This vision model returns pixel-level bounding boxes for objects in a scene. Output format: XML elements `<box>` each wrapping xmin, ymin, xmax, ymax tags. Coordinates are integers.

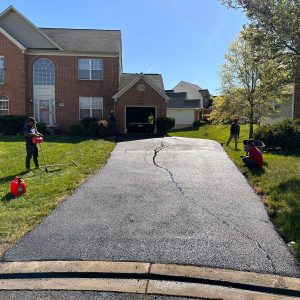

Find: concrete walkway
<box><xmin>3</xmin><ymin>137</ymin><xmax>299</xmax><ymax>277</ymax></box>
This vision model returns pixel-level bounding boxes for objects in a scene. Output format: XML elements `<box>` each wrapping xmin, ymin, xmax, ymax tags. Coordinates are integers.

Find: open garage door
<box><xmin>126</xmin><ymin>106</ymin><xmax>156</xmax><ymax>133</ymax></box>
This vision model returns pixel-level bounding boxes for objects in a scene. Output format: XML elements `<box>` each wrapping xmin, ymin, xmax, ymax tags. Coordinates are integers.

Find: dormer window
<box><xmin>0</xmin><ymin>57</ymin><xmax>4</xmax><ymax>84</ymax></box>
<box><xmin>78</xmin><ymin>59</ymin><xmax>103</xmax><ymax>80</ymax></box>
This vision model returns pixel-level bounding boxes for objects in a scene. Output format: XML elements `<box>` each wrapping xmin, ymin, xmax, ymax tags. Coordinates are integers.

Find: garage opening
<box><xmin>126</xmin><ymin>106</ymin><xmax>156</xmax><ymax>133</ymax></box>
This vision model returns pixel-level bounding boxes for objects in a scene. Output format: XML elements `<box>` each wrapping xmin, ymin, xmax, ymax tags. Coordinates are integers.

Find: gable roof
<box><xmin>40</xmin><ymin>28</ymin><xmax>121</xmax><ymax>54</ymax></box>
<box><xmin>118</xmin><ymin>73</ymin><xmax>165</xmax><ymax>91</ymax></box>
<box><xmin>113</xmin><ymin>73</ymin><xmax>169</xmax><ymax>101</ymax></box>
<box><xmin>0</xmin><ymin>6</ymin><xmax>121</xmax><ymax>54</ymax></box>
<box><xmin>175</xmin><ymin>81</ymin><xmax>203</xmax><ymax>91</ymax></box>
<box><xmin>0</xmin><ymin>6</ymin><xmax>61</xmax><ymax>50</ymax></box>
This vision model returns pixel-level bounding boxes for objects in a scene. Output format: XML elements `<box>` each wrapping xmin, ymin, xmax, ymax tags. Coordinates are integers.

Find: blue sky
<box><xmin>0</xmin><ymin>0</ymin><xmax>247</xmax><ymax>95</ymax></box>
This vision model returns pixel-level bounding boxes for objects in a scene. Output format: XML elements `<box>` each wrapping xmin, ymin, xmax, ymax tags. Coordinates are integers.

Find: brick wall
<box><xmin>294</xmin><ymin>83</ymin><xmax>300</xmax><ymax>119</ymax></box>
<box><xmin>114</xmin><ymin>79</ymin><xmax>167</xmax><ymax>134</ymax></box>
<box><xmin>26</xmin><ymin>55</ymin><xmax>119</xmax><ymax>130</ymax></box>
<box><xmin>0</xmin><ymin>32</ymin><xmax>26</xmax><ymax>115</ymax></box>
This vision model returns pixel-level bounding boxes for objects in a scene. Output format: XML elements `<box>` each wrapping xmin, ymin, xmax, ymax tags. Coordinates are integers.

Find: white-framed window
<box><xmin>78</xmin><ymin>59</ymin><xmax>103</xmax><ymax>80</ymax></box>
<box><xmin>33</xmin><ymin>58</ymin><xmax>55</xmax><ymax>85</ymax></box>
<box><xmin>0</xmin><ymin>57</ymin><xmax>5</xmax><ymax>84</ymax></box>
<box><xmin>0</xmin><ymin>95</ymin><xmax>9</xmax><ymax>115</ymax></box>
<box><xmin>79</xmin><ymin>97</ymin><xmax>103</xmax><ymax>119</ymax></box>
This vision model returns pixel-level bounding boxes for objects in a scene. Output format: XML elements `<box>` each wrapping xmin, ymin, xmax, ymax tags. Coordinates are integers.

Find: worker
<box><xmin>226</xmin><ymin>118</ymin><xmax>240</xmax><ymax>150</ymax></box>
<box><xmin>147</xmin><ymin>113</ymin><xmax>155</xmax><ymax>135</ymax></box>
<box><xmin>242</xmin><ymin>140</ymin><xmax>264</xmax><ymax>168</ymax></box>
<box><xmin>23</xmin><ymin>117</ymin><xmax>43</xmax><ymax>172</ymax></box>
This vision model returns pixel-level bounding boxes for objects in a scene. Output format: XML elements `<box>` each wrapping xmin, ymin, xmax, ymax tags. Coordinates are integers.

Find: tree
<box><xmin>211</xmin><ymin>29</ymin><xmax>290</xmax><ymax>138</ymax></box>
<box><xmin>220</xmin><ymin>0</ymin><xmax>300</xmax><ymax>77</ymax></box>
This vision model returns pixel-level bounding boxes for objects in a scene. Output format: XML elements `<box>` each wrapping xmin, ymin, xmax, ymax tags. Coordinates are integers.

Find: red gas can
<box><xmin>32</xmin><ymin>137</ymin><xmax>43</xmax><ymax>144</ymax></box>
<box><xmin>10</xmin><ymin>177</ymin><xmax>27</xmax><ymax>197</ymax></box>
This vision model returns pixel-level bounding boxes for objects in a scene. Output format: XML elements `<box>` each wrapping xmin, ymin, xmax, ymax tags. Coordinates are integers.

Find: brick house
<box><xmin>0</xmin><ymin>6</ymin><xmax>168</xmax><ymax>134</ymax></box>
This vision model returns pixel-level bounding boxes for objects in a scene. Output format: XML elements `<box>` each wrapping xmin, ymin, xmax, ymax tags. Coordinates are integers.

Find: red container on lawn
<box><xmin>32</xmin><ymin>137</ymin><xmax>43</xmax><ymax>144</ymax></box>
<box><xmin>10</xmin><ymin>177</ymin><xmax>27</xmax><ymax>197</ymax></box>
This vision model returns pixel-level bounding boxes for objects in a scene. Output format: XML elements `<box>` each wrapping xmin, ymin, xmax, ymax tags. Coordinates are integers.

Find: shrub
<box><xmin>36</xmin><ymin>123</ymin><xmax>49</xmax><ymax>135</ymax></box>
<box><xmin>156</xmin><ymin>117</ymin><xmax>175</xmax><ymax>135</ymax></box>
<box><xmin>69</xmin><ymin>124</ymin><xmax>86</xmax><ymax>136</ymax></box>
<box><xmin>81</xmin><ymin>117</ymin><xmax>99</xmax><ymax>130</ymax></box>
<box><xmin>88</xmin><ymin>121</ymin><xmax>99</xmax><ymax>137</ymax></box>
<box><xmin>88</xmin><ymin>120</ymin><xmax>110</xmax><ymax>138</ymax></box>
<box><xmin>254</xmin><ymin>119</ymin><xmax>300</xmax><ymax>152</ymax></box>
<box><xmin>193</xmin><ymin>120</ymin><xmax>206</xmax><ymax>128</ymax></box>
<box><xmin>98</xmin><ymin>120</ymin><xmax>110</xmax><ymax>138</ymax></box>
<box><xmin>0</xmin><ymin>115</ymin><xmax>27</xmax><ymax>135</ymax></box>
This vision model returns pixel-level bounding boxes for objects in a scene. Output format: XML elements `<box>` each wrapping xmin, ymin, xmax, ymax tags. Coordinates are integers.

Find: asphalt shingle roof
<box><xmin>167</xmin><ymin>98</ymin><xmax>200</xmax><ymax>109</ymax></box>
<box><xmin>166</xmin><ymin>91</ymin><xmax>187</xmax><ymax>99</ymax></box>
<box><xmin>40</xmin><ymin>28</ymin><xmax>121</xmax><ymax>53</ymax></box>
<box><xmin>119</xmin><ymin>73</ymin><xmax>165</xmax><ymax>91</ymax></box>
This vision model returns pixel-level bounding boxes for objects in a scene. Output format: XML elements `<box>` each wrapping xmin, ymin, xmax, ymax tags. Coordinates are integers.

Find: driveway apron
<box><xmin>3</xmin><ymin>137</ymin><xmax>299</xmax><ymax>277</ymax></box>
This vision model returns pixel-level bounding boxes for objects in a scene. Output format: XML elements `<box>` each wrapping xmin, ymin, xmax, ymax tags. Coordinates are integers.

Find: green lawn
<box><xmin>171</xmin><ymin>125</ymin><xmax>300</xmax><ymax>257</ymax></box>
<box><xmin>0</xmin><ymin>136</ymin><xmax>115</xmax><ymax>254</ymax></box>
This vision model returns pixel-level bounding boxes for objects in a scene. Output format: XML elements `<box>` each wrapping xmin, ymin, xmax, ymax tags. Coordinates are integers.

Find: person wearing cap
<box><xmin>242</xmin><ymin>140</ymin><xmax>264</xmax><ymax>168</ymax></box>
<box><xmin>226</xmin><ymin>118</ymin><xmax>240</xmax><ymax>150</ymax></box>
<box><xmin>23</xmin><ymin>117</ymin><xmax>43</xmax><ymax>172</ymax></box>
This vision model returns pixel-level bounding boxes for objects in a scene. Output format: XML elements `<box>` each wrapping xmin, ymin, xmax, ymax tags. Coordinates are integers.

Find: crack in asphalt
<box><xmin>152</xmin><ymin>141</ymin><xmax>277</xmax><ymax>274</ymax></box>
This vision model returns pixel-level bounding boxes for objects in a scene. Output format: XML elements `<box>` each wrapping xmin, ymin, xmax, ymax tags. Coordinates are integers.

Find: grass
<box><xmin>0</xmin><ymin>135</ymin><xmax>115</xmax><ymax>253</ymax></box>
<box><xmin>171</xmin><ymin>125</ymin><xmax>300</xmax><ymax>258</ymax></box>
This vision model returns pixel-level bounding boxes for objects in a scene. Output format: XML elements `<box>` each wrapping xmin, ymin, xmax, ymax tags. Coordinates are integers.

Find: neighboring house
<box><xmin>166</xmin><ymin>81</ymin><xmax>212</xmax><ymax>128</ymax></box>
<box><xmin>0</xmin><ymin>6</ymin><xmax>168</xmax><ymax>134</ymax></box>
<box><xmin>261</xmin><ymin>84</ymin><xmax>300</xmax><ymax>125</ymax></box>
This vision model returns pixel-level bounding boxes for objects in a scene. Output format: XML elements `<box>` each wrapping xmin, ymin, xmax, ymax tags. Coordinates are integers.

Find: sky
<box><xmin>0</xmin><ymin>0</ymin><xmax>247</xmax><ymax>95</ymax></box>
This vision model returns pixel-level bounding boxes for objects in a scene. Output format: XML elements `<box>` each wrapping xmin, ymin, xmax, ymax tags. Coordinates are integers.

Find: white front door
<box><xmin>34</xmin><ymin>99</ymin><xmax>56</xmax><ymax>126</ymax></box>
<box><xmin>33</xmin><ymin>85</ymin><xmax>56</xmax><ymax>126</ymax></box>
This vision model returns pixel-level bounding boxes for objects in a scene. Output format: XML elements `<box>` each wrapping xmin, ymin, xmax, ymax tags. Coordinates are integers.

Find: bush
<box><xmin>0</xmin><ymin>115</ymin><xmax>27</xmax><ymax>135</ymax></box>
<box><xmin>69</xmin><ymin>124</ymin><xmax>86</xmax><ymax>136</ymax></box>
<box><xmin>81</xmin><ymin>117</ymin><xmax>99</xmax><ymax>130</ymax></box>
<box><xmin>88</xmin><ymin>120</ymin><xmax>110</xmax><ymax>138</ymax></box>
<box><xmin>156</xmin><ymin>117</ymin><xmax>175</xmax><ymax>135</ymax></box>
<box><xmin>88</xmin><ymin>121</ymin><xmax>99</xmax><ymax>137</ymax></box>
<box><xmin>254</xmin><ymin>119</ymin><xmax>300</xmax><ymax>152</ymax></box>
<box><xmin>193</xmin><ymin>120</ymin><xmax>206</xmax><ymax>128</ymax></box>
<box><xmin>98</xmin><ymin>120</ymin><xmax>110</xmax><ymax>138</ymax></box>
<box><xmin>36</xmin><ymin>123</ymin><xmax>49</xmax><ymax>135</ymax></box>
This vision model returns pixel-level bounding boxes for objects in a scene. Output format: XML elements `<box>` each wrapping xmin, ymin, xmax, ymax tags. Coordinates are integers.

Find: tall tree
<box><xmin>220</xmin><ymin>0</ymin><xmax>300</xmax><ymax>77</ymax></box>
<box><xmin>211</xmin><ymin>29</ymin><xmax>290</xmax><ymax>138</ymax></box>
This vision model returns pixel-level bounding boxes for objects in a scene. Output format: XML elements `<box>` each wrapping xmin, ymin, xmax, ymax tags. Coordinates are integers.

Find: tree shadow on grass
<box><xmin>0</xmin><ymin>135</ymin><xmax>109</xmax><ymax>144</ymax></box>
<box><xmin>0</xmin><ymin>171</ymin><xmax>27</xmax><ymax>184</ymax></box>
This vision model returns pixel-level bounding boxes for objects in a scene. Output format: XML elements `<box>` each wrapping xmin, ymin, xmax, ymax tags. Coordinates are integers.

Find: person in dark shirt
<box><xmin>23</xmin><ymin>117</ymin><xmax>43</xmax><ymax>172</ymax></box>
<box><xmin>242</xmin><ymin>140</ymin><xmax>264</xmax><ymax>168</ymax></box>
<box><xmin>108</xmin><ymin>111</ymin><xmax>116</xmax><ymax>135</ymax></box>
<box><xmin>226</xmin><ymin>119</ymin><xmax>240</xmax><ymax>150</ymax></box>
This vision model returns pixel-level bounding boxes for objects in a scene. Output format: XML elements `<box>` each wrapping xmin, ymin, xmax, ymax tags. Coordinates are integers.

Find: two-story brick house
<box><xmin>0</xmin><ymin>6</ymin><xmax>168</xmax><ymax>134</ymax></box>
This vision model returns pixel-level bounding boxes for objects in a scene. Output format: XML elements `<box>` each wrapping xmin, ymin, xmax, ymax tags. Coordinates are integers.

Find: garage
<box><xmin>126</xmin><ymin>106</ymin><xmax>156</xmax><ymax>133</ymax></box>
<box><xmin>167</xmin><ymin>109</ymin><xmax>195</xmax><ymax>128</ymax></box>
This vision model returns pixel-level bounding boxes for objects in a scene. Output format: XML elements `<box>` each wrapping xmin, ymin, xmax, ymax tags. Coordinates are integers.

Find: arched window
<box><xmin>0</xmin><ymin>95</ymin><xmax>9</xmax><ymax>115</ymax></box>
<box><xmin>33</xmin><ymin>58</ymin><xmax>55</xmax><ymax>85</ymax></box>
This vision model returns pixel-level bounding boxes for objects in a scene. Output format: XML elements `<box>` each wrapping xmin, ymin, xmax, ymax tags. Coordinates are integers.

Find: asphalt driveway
<box><xmin>3</xmin><ymin>137</ymin><xmax>299</xmax><ymax>277</ymax></box>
